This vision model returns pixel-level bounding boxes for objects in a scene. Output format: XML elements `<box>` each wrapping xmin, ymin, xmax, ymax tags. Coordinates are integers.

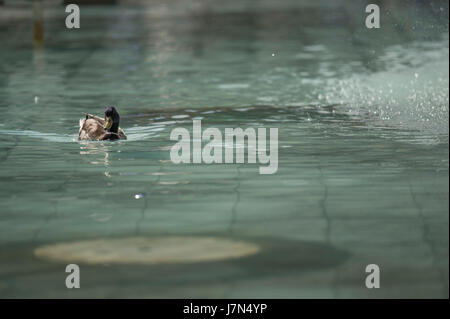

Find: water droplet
<box><xmin>134</xmin><ymin>193</ymin><xmax>145</xmax><ymax>199</ymax></box>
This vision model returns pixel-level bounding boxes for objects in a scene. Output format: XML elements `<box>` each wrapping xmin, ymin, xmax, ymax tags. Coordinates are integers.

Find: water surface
<box><xmin>0</xmin><ymin>0</ymin><xmax>448</xmax><ymax>298</ymax></box>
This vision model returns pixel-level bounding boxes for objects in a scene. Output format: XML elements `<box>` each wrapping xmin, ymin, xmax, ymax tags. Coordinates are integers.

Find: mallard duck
<box><xmin>78</xmin><ymin>106</ymin><xmax>127</xmax><ymax>141</ymax></box>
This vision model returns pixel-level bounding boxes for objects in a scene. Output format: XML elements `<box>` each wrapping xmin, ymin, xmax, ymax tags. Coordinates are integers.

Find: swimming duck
<box><xmin>78</xmin><ymin>106</ymin><xmax>127</xmax><ymax>141</ymax></box>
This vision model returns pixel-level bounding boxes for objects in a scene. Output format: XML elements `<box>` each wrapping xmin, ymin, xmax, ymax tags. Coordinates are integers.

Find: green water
<box><xmin>0</xmin><ymin>0</ymin><xmax>448</xmax><ymax>298</ymax></box>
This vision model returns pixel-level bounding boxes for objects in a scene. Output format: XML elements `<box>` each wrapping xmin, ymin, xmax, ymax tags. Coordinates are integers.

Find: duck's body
<box><xmin>78</xmin><ymin>107</ymin><xmax>126</xmax><ymax>141</ymax></box>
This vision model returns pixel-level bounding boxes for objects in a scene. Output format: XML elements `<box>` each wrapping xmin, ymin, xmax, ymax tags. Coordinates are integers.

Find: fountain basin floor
<box><xmin>0</xmin><ymin>0</ymin><xmax>448</xmax><ymax>298</ymax></box>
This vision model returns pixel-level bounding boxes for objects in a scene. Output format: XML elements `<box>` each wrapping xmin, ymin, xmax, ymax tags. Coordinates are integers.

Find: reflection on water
<box><xmin>79</xmin><ymin>143</ymin><xmax>111</xmax><ymax>175</ymax></box>
<box><xmin>0</xmin><ymin>0</ymin><xmax>448</xmax><ymax>298</ymax></box>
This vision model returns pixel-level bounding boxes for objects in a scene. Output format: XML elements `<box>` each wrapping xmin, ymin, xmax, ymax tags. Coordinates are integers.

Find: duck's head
<box><xmin>104</xmin><ymin>106</ymin><xmax>120</xmax><ymax>134</ymax></box>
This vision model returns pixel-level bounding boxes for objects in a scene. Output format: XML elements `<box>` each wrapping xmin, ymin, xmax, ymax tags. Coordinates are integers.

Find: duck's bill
<box><xmin>104</xmin><ymin>117</ymin><xmax>113</xmax><ymax>130</ymax></box>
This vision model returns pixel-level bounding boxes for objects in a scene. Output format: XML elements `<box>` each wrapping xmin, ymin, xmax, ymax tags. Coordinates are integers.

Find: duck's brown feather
<box><xmin>78</xmin><ymin>113</ymin><xmax>126</xmax><ymax>140</ymax></box>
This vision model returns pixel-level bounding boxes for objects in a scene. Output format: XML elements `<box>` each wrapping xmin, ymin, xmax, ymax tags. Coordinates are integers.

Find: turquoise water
<box><xmin>0</xmin><ymin>0</ymin><xmax>448</xmax><ymax>298</ymax></box>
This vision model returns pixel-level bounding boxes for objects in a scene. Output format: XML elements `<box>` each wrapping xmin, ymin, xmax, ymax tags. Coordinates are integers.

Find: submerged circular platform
<box><xmin>34</xmin><ymin>236</ymin><xmax>260</xmax><ymax>265</ymax></box>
